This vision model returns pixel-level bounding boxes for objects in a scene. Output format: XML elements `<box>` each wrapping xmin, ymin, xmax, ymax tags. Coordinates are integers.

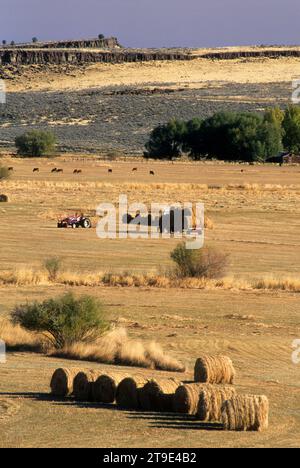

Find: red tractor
<box><xmin>57</xmin><ymin>214</ymin><xmax>92</xmax><ymax>229</ymax></box>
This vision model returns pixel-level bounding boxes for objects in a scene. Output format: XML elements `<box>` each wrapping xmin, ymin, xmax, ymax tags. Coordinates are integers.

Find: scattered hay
<box><xmin>93</xmin><ymin>373</ymin><xmax>128</xmax><ymax>404</ymax></box>
<box><xmin>145</xmin><ymin>341</ymin><xmax>186</xmax><ymax>372</ymax></box>
<box><xmin>197</xmin><ymin>386</ymin><xmax>237</xmax><ymax>422</ymax></box>
<box><xmin>221</xmin><ymin>394</ymin><xmax>269</xmax><ymax>431</ymax></box>
<box><xmin>73</xmin><ymin>370</ymin><xmax>102</xmax><ymax>401</ymax></box>
<box><xmin>139</xmin><ymin>378</ymin><xmax>181</xmax><ymax>412</ymax></box>
<box><xmin>50</xmin><ymin>367</ymin><xmax>81</xmax><ymax>397</ymax></box>
<box><xmin>174</xmin><ymin>383</ymin><xmax>210</xmax><ymax>415</ymax></box>
<box><xmin>194</xmin><ymin>355</ymin><xmax>236</xmax><ymax>384</ymax></box>
<box><xmin>116</xmin><ymin>376</ymin><xmax>148</xmax><ymax>409</ymax></box>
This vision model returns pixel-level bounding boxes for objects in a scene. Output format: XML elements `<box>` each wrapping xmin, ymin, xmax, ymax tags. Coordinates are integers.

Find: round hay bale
<box><xmin>73</xmin><ymin>370</ymin><xmax>101</xmax><ymax>401</ymax></box>
<box><xmin>194</xmin><ymin>355</ymin><xmax>236</xmax><ymax>384</ymax></box>
<box><xmin>196</xmin><ymin>386</ymin><xmax>237</xmax><ymax>422</ymax></box>
<box><xmin>116</xmin><ymin>376</ymin><xmax>148</xmax><ymax>410</ymax></box>
<box><xmin>221</xmin><ymin>394</ymin><xmax>269</xmax><ymax>431</ymax></box>
<box><xmin>93</xmin><ymin>373</ymin><xmax>128</xmax><ymax>404</ymax></box>
<box><xmin>174</xmin><ymin>383</ymin><xmax>210</xmax><ymax>415</ymax></box>
<box><xmin>50</xmin><ymin>367</ymin><xmax>80</xmax><ymax>397</ymax></box>
<box><xmin>0</xmin><ymin>194</ymin><xmax>8</xmax><ymax>203</ymax></box>
<box><xmin>139</xmin><ymin>378</ymin><xmax>181</xmax><ymax>412</ymax></box>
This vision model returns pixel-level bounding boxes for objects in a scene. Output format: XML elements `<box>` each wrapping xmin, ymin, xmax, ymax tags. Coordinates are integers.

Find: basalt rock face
<box><xmin>201</xmin><ymin>49</ymin><xmax>300</xmax><ymax>59</ymax></box>
<box><xmin>10</xmin><ymin>37</ymin><xmax>121</xmax><ymax>49</ymax></box>
<box><xmin>0</xmin><ymin>49</ymin><xmax>194</xmax><ymax>66</ymax></box>
<box><xmin>1</xmin><ymin>47</ymin><xmax>300</xmax><ymax>66</ymax></box>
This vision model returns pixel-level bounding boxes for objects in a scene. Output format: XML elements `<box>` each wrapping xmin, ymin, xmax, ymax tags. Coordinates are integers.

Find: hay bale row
<box><xmin>174</xmin><ymin>383</ymin><xmax>208</xmax><ymax>415</ymax></box>
<box><xmin>221</xmin><ymin>394</ymin><xmax>269</xmax><ymax>431</ymax></box>
<box><xmin>116</xmin><ymin>376</ymin><xmax>149</xmax><ymax>410</ymax></box>
<box><xmin>197</xmin><ymin>386</ymin><xmax>237</xmax><ymax>422</ymax></box>
<box><xmin>139</xmin><ymin>378</ymin><xmax>181</xmax><ymax>412</ymax></box>
<box><xmin>194</xmin><ymin>355</ymin><xmax>236</xmax><ymax>385</ymax></box>
<box><xmin>73</xmin><ymin>370</ymin><xmax>103</xmax><ymax>401</ymax></box>
<box><xmin>50</xmin><ymin>367</ymin><xmax>81</xmax><ymax>397</ymax></box>
<box><xmin>93</xmin><ymin>373</ymin><xmax>129</xmax><ymax>403</ymax></box>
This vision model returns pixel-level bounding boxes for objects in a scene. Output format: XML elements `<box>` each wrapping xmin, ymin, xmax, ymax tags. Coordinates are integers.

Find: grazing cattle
<box><xmin>56</xmin><ymin>169</ymin><xmax>63</xmax><ymax>173</ymax></box>
<box><xmin>73</xmin><ymin>169</ymin><xmax>78</xmax><ymax>174</ymax></box>
<box><xmin>150</xmin><ymin>170</ymin><xmax>155</xmax><ymax>176</ymax></box>
<box><xmin>51</xmin><ymin>168</ymin><xmax>57</xmax><ymax>173</ymax></box>
<box><xmin>33</xmin><ymin>168</ymin><xmax>39</xmax><ymax>173</ymax></box>
<box><xmin>132</xmin><ymin>167</ymin><xmax>137</xmax><ymax>172</ymax></box>
<box><xmin>8</xmin><ymin>167</ymin><xmax>13</xmax><ymax>171</ymax></box>
<box><xmin>241</xmin><ymin>169</ymin><xmax>244</xmax><ymax>173</ymax></box>
<box><xmin>108</xmin><ymin>169</ymin><xmax>113</xmax><ymax>173</ymax></box>
<box><xmin>0</xmin><ymin>194</ymin><xmax>8</xmax><ymax>202</ymax></box>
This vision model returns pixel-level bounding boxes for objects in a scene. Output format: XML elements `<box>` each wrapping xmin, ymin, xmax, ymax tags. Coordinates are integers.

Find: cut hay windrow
<box><xmin>116</xmin><ymin>376</ymin><xmax>149</xmax><ymax>410</ymax></box>
<box><xmin>93</xmin><ymin>373</ymin><xmax>129</xmax><ymax>404</ymax></box>
<box><xmin>173</xmin><ymin>383</ymin><xmax>211</xmax><ymax>415</ymax></box>
<box><xmin>221</xmin><ymin>394</ymin><xmax>269</xmax><ymax>431</ymax></box>
<box><xmin>73</xmin><ymin>370</ymin><xmax>102</xmax><ymax>401</ymax></box>
<box><xmin>197</xmin><ymin>386</ymin><xmax>237</xmax><ymax>422</ymax></box>
<box><xmin>50</xmin><ymin>367</ymin><xmax>81</xmax><ymax>397</ymax></box>
<box><xmin>194</xmin><ymin>355</ymin><xmax>236</xmax><ymax>384</ymax></box>
<box><xmin>139</xmin><ymin>378</ymin><xmax>181</xmax><ymax>412</ymax></box>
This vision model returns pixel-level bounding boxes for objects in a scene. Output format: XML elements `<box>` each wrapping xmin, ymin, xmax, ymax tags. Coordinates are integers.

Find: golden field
<box><xmin>0</xmin><ymin>155</ymin><xmax>299</xmax><ymax>447</ymax></box>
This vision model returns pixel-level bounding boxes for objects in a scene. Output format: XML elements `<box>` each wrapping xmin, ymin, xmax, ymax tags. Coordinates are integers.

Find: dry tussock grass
<box><xmin>0</xmin><ymin>317</ymin><xmax>43</xmax><ymax>350</ymax></box>
<box><xmin>52</xmin><ymin>327</ymin><xmax>185</xmax><ymax>372</ymax></box>
<box><xmin>2</xmin><ymin>179</ymin><xmax>299</xmax><ymax>193</ymax></box>
<box><xmin>1</xmin><ymin>268</ymin><xmax>299</xmax><ymax>292</ymax></box>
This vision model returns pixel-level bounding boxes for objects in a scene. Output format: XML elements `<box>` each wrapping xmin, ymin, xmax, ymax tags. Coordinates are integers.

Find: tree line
<box><xmin>144</xmin><ymin>105</ymin><xmax>300</xmax><ymax>162</ymax></box>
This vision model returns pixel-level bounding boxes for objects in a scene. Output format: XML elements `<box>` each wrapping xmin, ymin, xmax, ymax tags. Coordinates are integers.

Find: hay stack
<box><xmin>139</xmin><ymin>378</ymin><xmax>181</xmax><ymax>412</ymax></box>
<box><xmin>221</xmin><ymin>394</ymin><xmax>269</xmax><ymax>431</ymax></box>
<box><xmin>73</xmin><ymin>370</ymin><xmax>102</xmax><ymax>401</ymax></box>
<box><xmin>194</xmin><ymin>355</ymin><xmax>236</xmax><ymax>384</ymax></box>
<box><xmin>174</xmin><ymin>383</ymin><xmax>209</xmax><ymax>415</ymax></box>
<box><xmin>93</xmin><ymin>373</ymin><xmax>128</xmax><ymax>404</ymax></box>
<box><xmin>197</xmin><ymin>386</ymin><xmax>237</xmax><ymax>422</ymax></box>
<box><xmin>116</xmin><ymin>376</ymin><xmax>148</xmax><ymax>410</ymax></box>
<box><xmin>50</xmin><ymin>367</ymin><xmax>80</xmax><ymax>397</ymax></box>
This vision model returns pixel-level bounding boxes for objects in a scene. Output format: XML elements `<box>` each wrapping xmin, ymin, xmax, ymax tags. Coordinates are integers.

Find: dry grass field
<box><xmin>0</xmin><ymin>155</ymin><xmax>299</xmax><ymax>447</ymax></box>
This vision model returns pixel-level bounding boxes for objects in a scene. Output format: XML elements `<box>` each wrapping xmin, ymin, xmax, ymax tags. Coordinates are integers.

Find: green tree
<box><xmin>11</xmin><ymin>292</ymin><xmax>109</xmax><ymax>349</ymax></box>
<box><xmin>282</xmin><ymin>105</ymin><xmax>300</xmax><ymax>153</ymax></box>
<box><xmin>15</xmin><ymin>130</ymin><xmax>57</xmax><ymax>157</ymax></box>
<box><xmin>144</xmin><ymin>119</ymin><xmax>187</xmax><ymax>159</ymax></box>
<box><xmin>10</xmin><ymin>41</ymin><xmax>15</xmax><ymax>46</ymax></box>
<box><xmin>2</xmin><ymin>40</ymin><xmax>6</xmax><ymax>46</ymax></box>
<box><xmin>32</xmin><ymin>37</ymin><xmax>38</xmax><ymax>43</ymax></box>
<box><xmin>98</xmin><ymin>34</ymin><xmax>105</xmax><ymax>40</ymax></box>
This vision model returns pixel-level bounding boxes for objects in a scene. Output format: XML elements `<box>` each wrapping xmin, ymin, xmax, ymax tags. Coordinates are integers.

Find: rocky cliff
<box><xmin>0</xmin><ymin>49</ymin><xmax>194</xmax><ymax>65</ymax></box>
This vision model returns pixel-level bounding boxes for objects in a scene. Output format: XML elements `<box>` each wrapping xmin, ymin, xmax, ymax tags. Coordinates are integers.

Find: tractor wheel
<box><xmin>82</xmin><ymin>218</ymin><xmax>92</xmax><ymax>229</ymax></box>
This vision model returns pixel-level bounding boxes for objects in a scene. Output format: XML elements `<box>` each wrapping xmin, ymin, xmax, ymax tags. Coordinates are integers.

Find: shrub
<box><xmin>98</xmin><ymin>34</ymin><xmax>105</xmax><ymax>40</ymax></box>
<box><xmin>170</xmin><ymin>243</ymin><xmax>229</xmax><ymax>279</ymax></box>
<box><xmin>32</xmin><ymin>37</ymin><xmax>38</xmax><ymax>43</ymax></box>
<box><xmin>11</xmin><ymin>292</ymin><xmax>109</xmax><ymax>349</ymax></box>
<box><xmin>43</xmin><ymin>256</ymin><xmax>63</xmax><ymax>281</ymax></box>
<box><xmin>15</xmin><ymin>130</ymin><xmax>56</xmax><ymax>157</ymax></box>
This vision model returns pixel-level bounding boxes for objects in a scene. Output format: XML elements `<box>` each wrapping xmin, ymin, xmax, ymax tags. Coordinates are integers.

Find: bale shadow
<box><xmin>127</xmin><ymin>411</ymin><xmax>223</xmax><ymax>431</ymax></box>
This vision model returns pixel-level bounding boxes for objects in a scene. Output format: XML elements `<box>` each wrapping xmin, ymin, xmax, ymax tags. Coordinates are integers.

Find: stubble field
<box><xmin>0</xmin><ymin>157</ymin><xmax>299</xmax><ymax>447</ymax></box>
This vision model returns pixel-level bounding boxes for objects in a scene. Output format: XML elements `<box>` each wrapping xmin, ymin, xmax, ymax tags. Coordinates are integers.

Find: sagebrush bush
<box><xmin>15</xmin><ymin>130</ymin><xmax>56</xmax><ymax>157</ymax></box>
<box><xmin>170</xmin><ymin>243</ymin><xmax>229</xmax><ymax>279</ymax></box>
<box><xmin>43</xmin><ymin>256</ymin><xmax>62</xmax><ymax>281</ymax></box>
<box><xmin>11</xmin><ymin>292</ymin><xmax>108</xmax><ymax>349</ymax></box>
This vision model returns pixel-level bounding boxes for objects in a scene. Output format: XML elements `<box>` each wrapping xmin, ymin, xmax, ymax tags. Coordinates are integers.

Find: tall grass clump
<box><xmin>11</xmin><ymin>292</ymin><xmax>108</xmax><ymax>349</ymax></box>
<box><xmin>170</xmin><ymin>243</ymin><xmax>229</xmax><ymax>279</ymax></box>
<box><xmin>43</xmin><ymin>256</ymin><xmax>63</xmax><ymax>282</ymax></box>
